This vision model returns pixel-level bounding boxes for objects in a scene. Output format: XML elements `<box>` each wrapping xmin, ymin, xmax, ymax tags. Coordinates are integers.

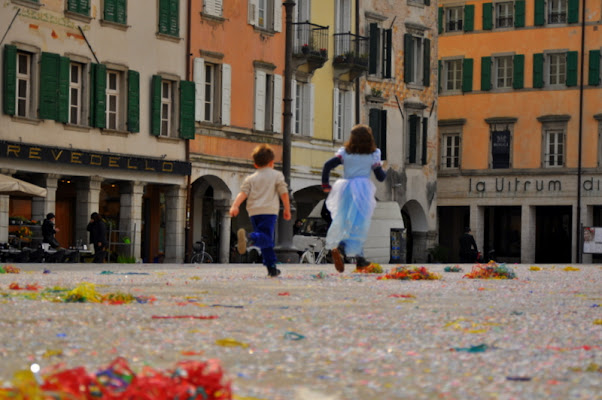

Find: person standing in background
<box><xmin>87</xmin><ymin>212</ymin><xmax>108</xmax><ymax>263</ymax></box>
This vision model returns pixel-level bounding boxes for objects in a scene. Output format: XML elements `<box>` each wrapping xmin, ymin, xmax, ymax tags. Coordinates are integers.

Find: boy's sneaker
<box><xmin>331</xmin><ymin>246</ymin><xmax>345</xmax><ymax>273</ymax></box>
<box><xmin>267</xmin><ymin>266</ymin><xmax>281</xmax><ymax>277</ymax></box>
<box><xmin>356</xmin><ymin>256</ymin><xmax>370</xmax><ymax>269</ymax></box>
<box><xmin>237</xmin><ymin>228</ymin><xmax>247</xmax><ymax>255</ymax></box>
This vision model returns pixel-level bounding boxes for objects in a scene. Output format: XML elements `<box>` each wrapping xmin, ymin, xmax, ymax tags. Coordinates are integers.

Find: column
<box><xmin>217</xmin><ymin>203</ymin><xmax>232</xmax><ymax>263</ymax></box>
<box><xmin>164</xmin><ymin>185</ymin><xmax>187</xmax><ymax>263</ymax></box>
<box><xmin>521</xmin><ymin>204</ymin><xmax>535</xmax><ymax>263</ymax></box>
<box><xmin>0</xmin><ymin>169</ymin><xmax>16</xmax><ymax>243</ymax></box>
<box><xmin>31</xmin><ymin>174</ymin><xmax>59</xmax><ymax>222</ymax></box>
<box><xmin>76</xmin><ymin>176</ymin><xmax>103</xmax><ymax>245</ymax></box>
<box><xmin>470</xmin><ymin>204</ymin><xmax>484</xmax><ymax>256</ymax></box>
<box><xmin>119</xmin><ymin>181</ymin><xmax>145</xmax><ymax>260</ymax></box>
<box><xmin>582</xmin><ymin>205</ymin><xmax>593</xmax><ymax>263</ymax></box>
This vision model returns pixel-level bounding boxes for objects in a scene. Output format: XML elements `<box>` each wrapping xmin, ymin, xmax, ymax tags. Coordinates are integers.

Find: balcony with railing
<box><xmin>332</xmin><ymin>32</ymin><xmax>369</xmax><ymax>79</ymax></box>
<box><xmin>293</xmin><ymin>22</ymin><xmax>329</xmax><ymax>71</ymax></box>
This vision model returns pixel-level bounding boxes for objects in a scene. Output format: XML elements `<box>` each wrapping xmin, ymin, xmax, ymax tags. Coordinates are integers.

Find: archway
<box><xmin>402</xmin><ymin>200</ymin><xmax>429</xmax><ymax>263</ymax></box>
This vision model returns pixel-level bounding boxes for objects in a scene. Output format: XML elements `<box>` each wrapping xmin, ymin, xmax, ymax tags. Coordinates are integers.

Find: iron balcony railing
<box><xmin>333</xmin><ymin>32</ymin><xmax>369</xmax><ymax>68</ymax></box>
<box><xmin>293</xmin><ymin>22</ymin><xmax>329</xmax><ymax>59</ymax></box>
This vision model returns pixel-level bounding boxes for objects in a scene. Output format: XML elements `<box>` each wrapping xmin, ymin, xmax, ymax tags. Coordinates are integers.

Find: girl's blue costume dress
<box><xmin>323</xmin><ymin>147</ymin><xmax>382</xmax><ymax>257</ymax></box>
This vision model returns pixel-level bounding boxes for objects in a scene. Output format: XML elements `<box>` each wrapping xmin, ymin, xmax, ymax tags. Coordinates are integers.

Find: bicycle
<box><xmin>191</xmin><ymin>238</ymin><xmax>213</xmax><ymax>263</ymax></box>
<box><xmin>300</xmin><ymin>238</ymin><xmax>329</xmax><ymax>264</ymax></box>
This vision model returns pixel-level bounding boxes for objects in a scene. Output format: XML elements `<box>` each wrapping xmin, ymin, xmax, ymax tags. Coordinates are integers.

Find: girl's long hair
<box><xmin>345</xmin><ymin>124</ymin><xmax>377</xmax><ymax>154</ymax></box>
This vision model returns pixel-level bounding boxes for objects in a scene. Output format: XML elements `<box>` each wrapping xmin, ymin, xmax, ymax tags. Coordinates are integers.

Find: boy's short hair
<box><xmin>252</xmin><ymin>144</ymin><xmax>275</xmax><ymax>167</ymax></box>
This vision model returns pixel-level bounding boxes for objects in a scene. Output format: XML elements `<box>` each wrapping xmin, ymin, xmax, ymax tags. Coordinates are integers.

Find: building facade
<box><xmin>437</xmin><ymin>0</ymin><xmax>602</xmax><ymax>263</ymax></box>
<box><xmin>1</xmin><ymin>0</ymin><xmax>192</xmax><ymax>262</ymax></box>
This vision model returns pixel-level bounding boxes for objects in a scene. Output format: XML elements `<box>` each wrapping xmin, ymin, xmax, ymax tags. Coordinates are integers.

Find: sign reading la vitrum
<box><xmin>0</xmin><ymin>140</ymin><xmax>191</xmax><ymax>175</ymax></box>
<box><xmin>466</xmin><ymin>176</ymin><xmax>602</xmax><ymax>195</ymax></box>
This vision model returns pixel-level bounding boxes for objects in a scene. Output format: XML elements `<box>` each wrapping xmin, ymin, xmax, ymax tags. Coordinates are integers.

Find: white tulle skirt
<box><xmin>325</xmin><ymin>177</ymin><xmax>376</xmax><ymax>257</ymax></box>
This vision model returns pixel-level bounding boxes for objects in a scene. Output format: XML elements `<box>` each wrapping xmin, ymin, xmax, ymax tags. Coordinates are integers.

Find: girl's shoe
<box><xmin>331</xmin><ymin>246</ymin><xmax>345</xmax><ymax>273</ymax></box>
<box><xmin>267</xmin><ymin>266</ymin><xmax>281</xmax><ymax>277</ymax></box>
<box><xmin>355</xmin><ymin>256</ymin><xmax>370</xmax><ymax>269</ymax></box>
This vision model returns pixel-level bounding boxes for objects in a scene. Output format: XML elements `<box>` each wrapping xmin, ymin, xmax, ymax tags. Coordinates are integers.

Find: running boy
<box><xmin>229</xmin><ymin>144</ymin><xmax>291</xmax><ymax>277</ymax></box>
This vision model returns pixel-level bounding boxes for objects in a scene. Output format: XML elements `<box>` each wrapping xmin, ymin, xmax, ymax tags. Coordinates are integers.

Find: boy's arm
<box><xmin>280</xmin><ymin>191</ymin><xmax>291</xmax><ymax>220</ymax></box>
<box><xmin>229</xmin><ymin>192</ymin><xmax>248</xmax><ymax>217</ymax></box>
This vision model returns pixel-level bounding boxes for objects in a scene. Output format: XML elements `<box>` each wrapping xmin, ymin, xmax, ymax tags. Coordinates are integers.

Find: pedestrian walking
<box><xmin>459</xmin><ymin>227</ymin><xmax>478</xmax><ymax>263</ymax></box>
<box><xmin>322</xmin><ymin>124</ymin><xmax>387</xmax><ymax>272</ymax></box>
<box><xmin>229</xmin><ymin>144</ymin><xmax>291</xmax><ymax>277</ymax></box>
<box><xmin>87</xmin><ymin>212</ymin><xmax>108</xmax><ymax>263</ymax></box>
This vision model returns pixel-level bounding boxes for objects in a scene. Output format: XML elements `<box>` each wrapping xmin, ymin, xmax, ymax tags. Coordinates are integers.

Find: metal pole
<box><xmin>575</xmin><ymin>0</ymin><xmax>586</xmax><ymax>263</ymax></box>
<box><xmin>0</xmin><ymin>9</ymin><xmax>20</xmax><ymax>47</ymax></box>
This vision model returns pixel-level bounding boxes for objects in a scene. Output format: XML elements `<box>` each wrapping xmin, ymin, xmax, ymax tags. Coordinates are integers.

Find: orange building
<box><xmin>187</xmin><ymin>0</ymin><xmax>285</xmax><ymax>262</ymax></box>
<box><xmin>437</xmin><ymin>0</ymin><xmax>602</xmax><ymax>263</ymax></box>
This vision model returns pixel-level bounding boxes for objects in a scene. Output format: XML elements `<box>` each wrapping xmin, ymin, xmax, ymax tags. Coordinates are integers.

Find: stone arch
<box><xmin>292</xmin><ymin>185</ymin><xmax>325</xmax><ymax>219</ymax></box>
<box><xmin>402</xmin><ymin>199</ymin><xmax>429</xmax><ymax>263</ymax></box>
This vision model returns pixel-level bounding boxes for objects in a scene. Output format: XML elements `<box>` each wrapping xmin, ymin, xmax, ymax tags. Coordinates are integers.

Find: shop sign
<box><xmin>468</xmin><ymin>177</ymin><xmax>602</xmax><ymax>194</ymax></box>
<box><xmin>0</xmin><ymin>140</ymin><xmax>191</xmax><ymax>175</ymax></box>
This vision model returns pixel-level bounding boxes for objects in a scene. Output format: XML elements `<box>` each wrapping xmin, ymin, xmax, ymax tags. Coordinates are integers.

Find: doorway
<box><xmin>535</xmin><ymin>206</ymin><xmax>571</xmax><ymax>263</ymax></box>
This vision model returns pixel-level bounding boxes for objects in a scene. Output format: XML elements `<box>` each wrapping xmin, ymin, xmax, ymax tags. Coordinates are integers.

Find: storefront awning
<box><xmin>0</xmin><ymin>174</ymin><xmax>47</xmax><ymax>197</ymax></box>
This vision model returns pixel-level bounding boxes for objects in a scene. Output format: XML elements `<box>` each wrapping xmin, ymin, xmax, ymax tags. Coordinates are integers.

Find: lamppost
<box><xmin>275</xmin><ymin>0</ymin><xmax>299</xmax><ymax>263</ymax></box>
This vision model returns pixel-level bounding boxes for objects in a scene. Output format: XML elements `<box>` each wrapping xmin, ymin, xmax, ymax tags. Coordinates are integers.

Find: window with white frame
<box><xmin>106</xmin><ymin>70</ymin><xmax>120</xmax><ymax>130</ymax></box>
<box><xmin>16</xmin><ymin>51</ymin><xmax>33</xmax><ymax>118</ymax></box>
<box><xmin>445</xmin><ymin>7</ymin><xmax>463</xmax><ymax>32</ymax></box>
<box><xmin>69</xmin><ymin>62</ymin><xmax>83</xmax><ymax>125</ymax></box>
<box><xmin>544</xmin><ymin>129</ymin><xmax>564</xmax><ymax>167</ymax></box>
<box><xmin>443</xmin><ymin>59</ymin><xmax>462</xmax><ymax>92</ymax></box>
<box><xmin>548</xmin><ymin>0</ymin><xmax>567</xmax><ymax>24</ymax></box>
<box><xmin>160</xmin><ymin>80</ymin><xmax>174</xmax><ymax>137</ymax></box>
<box><xmin>194</xmin><ymin>58</ymin><xmax>231</xmax><ymax>125</ymax></box>
<box><xmin>548</xmin><ymin>53</ymin><xmax>566</xmax><ymax>85</ymax></box>
<box><xmin>404</xmin><ymin>34</ymin><xmax>430</xmax><ymax>86</ymax></box>
<box><xmin>254</xmin><ymin>69</ymin><xmax>282</xmax><ymax>132</ymax></box>
<box><xmin>441</xmin><ymin>132</ymin><xmax>460</xmax><ymax>169</ymax></box>
<box><xmin>292</xmin><ymin>79</ymin><xmax>314</xmax><ymax>136</ymax></box>
<box><xmin>495</xmin><ymin>56</ymin><xmax>513</xmax><ymax>89</ymax></box>
<box><xmin>495</xmin><ymin>2</ymin><xmax>514</xmax><ymax>28</ymax></box>
<box><xmin>248</xmin><ymin>0</ymin><xmax>281</xmax><ymax>32</ymax></box>
<box><xmin>203</xmin><ymin>0</ymin><xmax>223</xmax><ymax>17</ymax></box>
<box><xmin>333</xmin><ymin>87</ymin><xmax>353</xmax><ymax>142</ymax></box>
<box><xmin>335</xmin><ymin>0</ymin><xmax>351</xmax><ymax>33</ymax></box>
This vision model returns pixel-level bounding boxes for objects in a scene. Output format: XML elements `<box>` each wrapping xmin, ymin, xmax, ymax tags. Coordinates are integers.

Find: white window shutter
<box><xmin>308</xmin><ymin>83</ymin><xmax>314</xmax><ymax>137</ymax></box>
<box><xmin>215</xmin><ymin>0</ymin><xmax>223</xmax><ymax>16</ymax></box>
<box><xmin>193</xmin><ymin>58</ymin><xmax>205</xmax><ymax>122</ymax></box>
<box><xmin>344</xmin><ymin>90</ymin><xmax>354</xmax><ymax>142</ymax></box>
<box><xmin>290</xmin><ymin>80</ymin><xmax>297</xmax><ymax>134</ymax></box>
<box><xmin>204</xmin><ymin>0</ymin><xmax>220</xmax><ymax>16</ymax></box>
<box><xmin>333</xmin><ymin>87</ymin><xmax>340</xmax><ymax>140</ymax></box>
<box><xmin>273</xmin><ymin>74</ymin><xmax>283</xmax><ymax>133</ymax></box>
<box><xmin>343</xmin><ymin>0</ymin><xmax>351</xmax><ymax>32</ymax></box>
<box><xmin>273</xmin><ymin>0</ymin><xmax>282</xmax><ymax>32</ymax></box>
<box><xmin>254</xmin><ymin>70</ymin><xmax>266</xmax><ymax>131</ymax></box>
<box><xmin>248</xmin><ymin>0</ymin><xmax>258</xmax><ymax>26</ymax></box>
<box><xmin>221</xmin><ymin>63</ymin><xmax>231</xmax><ymax>126</ymax></box>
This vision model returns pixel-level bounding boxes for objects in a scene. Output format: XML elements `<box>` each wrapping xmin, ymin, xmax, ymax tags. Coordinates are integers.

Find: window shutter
<box><xmin>57</xmin><ymin>56</ymin><xmax>70</xmax><ymax>123</ymax></box>
<box><xmin>254</xmin><ymin>70</ymin><xmax>266</xmax><ymax>131</ymax></box>
<box><xmin>179</xmin><ymin>80</ymin><xmax>195</xmax><ymax>139</ymax></box>
<box><xmin>438</xmin><ymin>60</ymin><xmax>442</xmax><ymax>93</ymax></box>
<box><xmin>332</xmin><ymin>87</ymin><xmax>339</xmax><ymax>140</ymax></box>
<box><xmin>104</xmin><ymin>0</ymin><xmax>116</xmax><ymax>22</ymax></box>
<box><xmin>534</xmin><ymin>0</ymin><xmax>545</xmax><ymax>26</ymax></box>
<box><xmin>514</xmin><ymin>0</ymin><xmax>525</xmax><ymax>28</ymax></box>
<box><xmin>158</xmin><ymin>0</ymin><xmax>169</xmax><ymax>34</ymax></box>
<box><xmin>204</xmin><ymin>0</ymin><xmax>221</xmax><ymax>17</ymax></box>
<box><xmin>168</xmin><ymin>0</ymin><xmax>179</xmax><ymax>36</ymax></box>
<box><xmin>369</xmin><ymin>108</ymin><xmax>380</xmax><ymax>148</ymax></box>
<box><xmin>221</xmin><ymin>63</ymin><xmax>231</xmax><ymax>126</ymax></box>
<box><xmin>408</xmin><ymin>115</ymin><xmax>418</xmax><ymax>164</ymax></box>
<box><xmin>273</xmin><ymin>0</ymin><xmax>282</xmax><ymax>32</ymax></box>
<box><xmin>383</xmin><ymin>29</ymin><xmax>392</xmax><ymax>79</ymax></box>
<box><xmin>290</xmin><ymin>80</ymin><xmax>297</xmax><ymax>133</ymax></box>
<box><xmin>150</xmin><ymin>75</ymin><xmax>161</xmax><ymax>136</ymax></box>
<box><xmin>423</xmin><ymin>38</ymin><xmax>430</xmax><ymax>87</ymax></box>
<box><xmin>533</xmin><ymin>53</ymin><xmax>544</xmax><ymax>88</ymax></box>
<box><xmin>589</xmin><ymin>50</ymin><xmax>601</xmax><ymax>86</ymax></box>
<box><xmin>104</xmin><ymin>0</ymin><xmax>125</xmax><ymax>23</ymax></box>
<box><xmin>482</xmin><ymin>3</ymin><xmax>492</xmax><ymax>30</ymax></box>
<box><xmin>438</xmin><ymin>8</ymin><xmax>443</xmax><ymax>34</ymax></box>
<box><xmin>90</xmin><ymin>63</ymin><xmax>106</xmax><ymax>128</ymax></box>
<box><xmin>421</xmin><ymin>117</ymin><xmax>428</xmax><ymax>165</ymax></box>
<box><xmin>568</xmin><ymin>0</ymin><xmax>579</xmax><ymax>24</ymax></box>
<box><xmin>248</xmin><ymin>0</ymin><xmax>258</xmax><ymax>26</ymax></box>
<box><xmin>464</xmin><ymin>5</ymin><xmax>474</xmax><ymax>32</ymax></box>
<box><xmin>273</xmin><ymin>74</ymin><xmax>282</xmax><ymax>133</ymax></box>
<box><xmin>115</xmin><ymin>0</ymin><xmax>127</xmax><ymax>24</ymax></box>
<box><xmin>193</xmin><ymin>58</ymin><xmax>205</xmax><ymax>121</ymax></box>
<box><xmin>308</xmin><ymin>83</ymin><xmax>314</xmax><ymax>137</ymax></box>
<box><xmin>404</xmin><ymin>33</ymin><xmax>413</xmax><ymax>83</ymax></box>
<box><xmin>513</xmin><ymin>54</ymin><xmax>524</xmax><ymax>89</ymax></box>
<box><xmin>424</xmin><ymin>0</ymin><xmax>430</xmax><ymax>5</ymax></box>
<box><xmin>68</xmin><ymin>0</ymin><xmax>89</xmax><ymax>15</ymax></box>
<box><xmin>462</xmin><ymin>58</ymin><xmax>473</xmax><ymax>92</ymax></box>
<box><xmin>369</xmin><ymin>23</ymin><xmax>379</xmax><ymax>75</ymax></box>
<box><xmin>39</xmin><ymin>52</ymin><xmax>60</xmax><ymax>121</ymax></box>
<box><xmin>127</xmin><ymin>70</ymin><xmax>140</xmax><ymax>133</ymax></box>
<box><xmin>380</xmin><ymin>110</ymin><xmax>387</xmax><ymax>161</ymax></box>
<box><xmin>3</xmin><ymin>45</ymin><xmax>17</xmax><ymax>116</ymax></box>
<box><xmin>344</xmin><ymin>90</ymin><xmax>354</xmax><ymax>142</ymax></box>
<box><xmin>481</xmin><ymin>56</ymin><xmax>492</xmax><ymax>91</ymax></box>
<box><xmin>566</xmin><ymin>51</ymin><xmax>578</xmax><ymax>87</ymax></box>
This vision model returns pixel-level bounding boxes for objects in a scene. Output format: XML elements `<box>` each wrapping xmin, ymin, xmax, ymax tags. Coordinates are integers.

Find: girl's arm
<box><xmin>373</xmin><ymin>166</ymin><xmax>387</xmax><ymax>182</ymax></box>
<box><xmin>321</xmin><ymin>156</ymin><xmax>342</xmax><ymax>191</ymax></box>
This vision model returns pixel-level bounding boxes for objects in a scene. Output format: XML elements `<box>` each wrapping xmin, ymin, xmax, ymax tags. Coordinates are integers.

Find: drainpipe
<box><xmin>355</xmin><ymin>0</ymin><xmax>360</xmax><ymax>124</ymax></box>
<box><xmin>576</xmin><ymin>0</ymin><xmax>586</xmax><ymax>263</ymax></box>
<box><xmin>184</xmin><ymin>0</ymin><xmax>193</xmax><ymax>262</ymax></box>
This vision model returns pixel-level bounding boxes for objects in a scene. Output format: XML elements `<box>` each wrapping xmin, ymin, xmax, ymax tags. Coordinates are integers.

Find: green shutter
<box><xmin>533</xmin><ymin>53</ymin><xmax>544</xmax><ymax>88</ymax></box>
<box><xmin>68</xmin><ymin>0</ymin><xmax>90</xmax><ymax>15</ymax></box>
<box><xmin>369</xmin><ymin>23</ymin><xmax>378</xmax><ymax>75</ymax></box>
<box><xmin>179</xmin><ymin>80</ymin><xmax>195</xmax><ymax>139</ymax></box>
<box><xmin>115</xmin><ymin>0</ymin><xmax>127</xmax><ymax>24</ymax></box>
<box><xmin>514</xmin><ymin>1</ymin><xmax>525</xmax><ymax>27</ymax></box>
<box><xmin>39</xmin><ymin>52</ymin><xmax>60</xmax><ymax>120</ymax></box>
<box><xmin>383</xmin><ymin>29</ymin><xmax>392</xmax><ymax>79</ymax></box>
<box><xmin>534</xmin><ymin>0</ymin><xmax>545</xmax><ymax>26</ymax></box>
<box><xmin>482</xmin><ymin>3</ymin><xmax>493</xmax><ymax>30</ymax></box>
<box><xmin>438</xmin><ymin>60</ymin><xmax>442</xmax><ymax>93</ymax></box>
<box><xmin>127</xmin><ymin>70</ymin><xmax>139</xmax><ymax>133</ymax></box>
<box><xmin>104</xmin><ymin>0</ymin><xmax>116</xmax><ymax>21</ymax></box>
<box><xmin>423</xmin><ymin>38</ymin><xmax>430</xmax><ymax>87</ymax></box>
<box><xmin>462</xmin><ymin>58</ymin><xmax>473</xmax><ymax>92</ymax></box>
<box><xmin>3</xmin><ymin>45</ymin><xmax>17</xmax><ymax>116</ymax></box>
<box><xmin>158</xmin><ymin>0</ymin><xmax>170</xmax><ymax>34</ymax></box>
<box><xmin>438</xmin><ymin>8</ymin><xmax>444</xmax><ymax>34</ymax></box>
<box><xmin>57</xmin><ymin>56</ymin><xmax>70</xmax><ymax>123</ymax></box>
<box><xmin>464</xmin><ymin>5</ymin><xmax>474</xmax><ymax>32</ymax></box>
<box><xmin>380</xmin><ymin>110</ymin><xmax>387</xmax><ymax>161</ymax></box>
<box><xmin>421</xmin><ymin>117</ymin><xmax>428</xmax><ymax>165</ymax></box>
<box><xmin>513</xmin><ymin>54</ymin><xmax>524</xmax><ymax>89</ymax></box>
<box><xmin>160</xmin><ymin>0</ymin><xmax>180</xmax><ymax>36</ymax></box>
<box><xmin>105</xmin><ymin>0</ymin><xmax>126</xmax><ymax>24</ymax></box>
<box><xmin>481</xmin><ymin>57</ymin><xmax>492</xmax><ymax>91</ymax></box>
<box><xmin>90</xmin><ymin>63</ymin><xmax>106</xmax><ymax>128</ymax></box>
<box><xmin>369</xmin><ymin>108</ymin><xmax>381</xmax><ymax>148</ymax></box>
<box><xmin>568</xmin><ymin>0</ymin><xmax>579</xmax><ymax>24</ymax></box>
<box><xmin>566</xmin><ymin>51</ymin><xmax>578</xmax><ymax>87</ymax></box>
<box><xmin>150</xmin><ymin>75</ymin><xmax>161</xmax><ymax>136</ymax></box>
<box><xmin>404</xmin><ymin>33</ymin><xmax>413</xmax><ymax>83</ymax></box>
<box><xmin>589</xmin><ymin>50</ymin><xmax>601</xmax><ymax>86</ymax></box>
<box><xmin>409</xmin><ymin>115</ymin><xmax>417</xmax><ymax>164</ymax></box>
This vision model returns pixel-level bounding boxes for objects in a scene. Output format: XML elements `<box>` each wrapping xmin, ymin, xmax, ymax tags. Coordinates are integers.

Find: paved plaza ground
<box><xmin>0</xmin><ymin>262</ymin><xmax>600</xmax><ymax>399</ymax></box>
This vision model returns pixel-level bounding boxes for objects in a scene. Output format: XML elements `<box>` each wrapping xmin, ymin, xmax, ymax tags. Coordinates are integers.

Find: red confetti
<box><xmin>388</xmin><ymin>294</ymin><xmax>416</xmax><ymax>298</ymax></box>
<box><xmin>278</xmin><ymin>292</ymin><xmax>290</xmax><ymax>296</ymax></box>
<box><xmin>152</xmin><ymin>315</ymin><xmax>218</xmax><ymax>320</ymax></box>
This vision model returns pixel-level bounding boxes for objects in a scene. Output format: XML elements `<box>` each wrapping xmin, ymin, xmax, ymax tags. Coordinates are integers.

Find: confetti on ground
<box><xmin>388</xmin><ymin>294</ymin><xmax>416</xmax><ymax>298</ymax></box>
<box><xmin>152</xmin><ymin>315</ymin><xmax>219</xmax><ymax>320</ymax></box>
<box><xmin>463</xmin><ymin>262</ymin><xmax>517</xmax><ymax>279</ymax></box>
<box><xmin>529</xmin><ymin>266</ymin><xmax>542</xmax><ymax>271</ymax></box>
<box><xmin>444</xmin><ymin>266</ymin><xmax>463</xmax><ymax>272</ymax></box>
<box><xmin>378</xmin><ymin>266</ymin><xmax>440</xmax><ymax>280</ymax></box>
<box><xmin>215</xmin><ymin>338</ymin><xmax>249</xmax><ymax>348</ymax></box>
<box><xmin>0</xmin><ymin>265</ymin><xmax>20</xmax><ymax>273</ymax></box>
<box><xmin>563</xmin><ymin>266</ymin><xmax>580</xmax><ymax>271</ymax></box>
<box><xmin>353</xmin><ymin>263</ymin><xmax>383</xmax><ymax>273</ymax></box>
<box><xmin>452</xmin><ymin>344</ymin><xmax>491</xmax><ymax>353</ymax></box>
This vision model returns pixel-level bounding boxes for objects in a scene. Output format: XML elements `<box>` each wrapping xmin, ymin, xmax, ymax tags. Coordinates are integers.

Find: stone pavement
<box><xmin>0</xmin><ymin>262</ymin><xmax>600</xmax><ymax>400</ymax></box>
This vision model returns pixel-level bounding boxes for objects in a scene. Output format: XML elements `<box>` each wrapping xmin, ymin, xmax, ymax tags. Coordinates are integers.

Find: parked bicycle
<box><xmin>299</xmin><ymin>238</ymin><xmax>329</xmax><ymax>264</ymax></box>
<box><xmin>191</xmin><ymin>238</ymin><xmax>213</xmax><ymax>263</ymax></box>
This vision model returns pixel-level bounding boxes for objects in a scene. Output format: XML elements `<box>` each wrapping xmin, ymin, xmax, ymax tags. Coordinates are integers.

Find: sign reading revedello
<box><xmin>0</xmin><ymin>140</ymin><xmax>191</xmax><ymax>175</ymax></box>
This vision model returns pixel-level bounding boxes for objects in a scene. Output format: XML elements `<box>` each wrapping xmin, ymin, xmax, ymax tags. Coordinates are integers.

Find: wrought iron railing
<box><xmin>293</xmin><ymin>22</ymin><xmax>329</xmax><ymax>59</ymax></box>
<box><xmin>333</xmin><ymin>32</ymin><xmax>369</xmax><ymax>68</ymax></box>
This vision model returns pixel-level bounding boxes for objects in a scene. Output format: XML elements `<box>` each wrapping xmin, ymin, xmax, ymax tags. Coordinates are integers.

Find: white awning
<box><xmin>0</xmin><ymin>174</ymin><xmax>47</xmax><ymax>197</ymax></box>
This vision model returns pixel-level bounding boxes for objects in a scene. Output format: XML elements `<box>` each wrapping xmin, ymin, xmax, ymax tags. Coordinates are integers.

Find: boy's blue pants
<box><xmin>250</xmin><ymin>214</ymin><xmax>277</xmax><ymax>268</ymax></box>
